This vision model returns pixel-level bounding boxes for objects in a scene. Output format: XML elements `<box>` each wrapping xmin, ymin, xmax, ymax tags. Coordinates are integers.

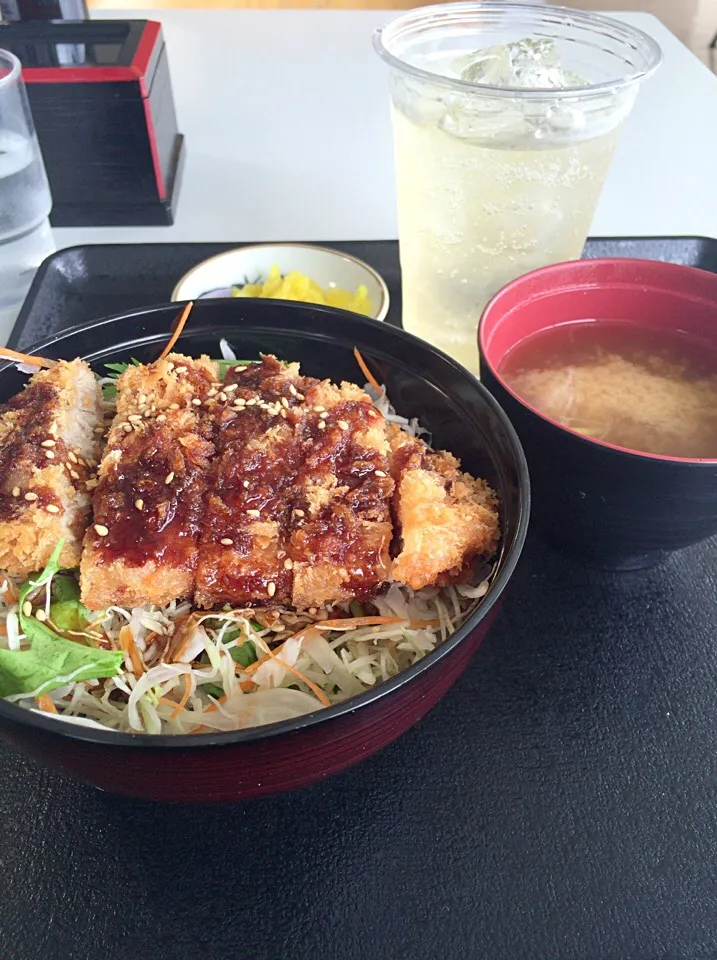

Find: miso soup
<box><xmin>498</xmin><ymin>320</ymin><xmax>717</xmax><ymax>459</ymax></box>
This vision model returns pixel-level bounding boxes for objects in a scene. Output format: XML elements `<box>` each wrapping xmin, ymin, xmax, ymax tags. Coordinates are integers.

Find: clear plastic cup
<box><xmin>374</xmin><ymin>3</ymin><xmax>662</xmax><ymax>374</ymax></box>
<box><xmin>0</xmin><ymin>48</ymin><xmax>54</xmax><ymax>342</ymax></box>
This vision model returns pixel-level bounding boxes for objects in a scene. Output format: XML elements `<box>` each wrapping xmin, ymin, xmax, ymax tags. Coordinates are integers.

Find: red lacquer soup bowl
<box><xmin>479</xmin><ymin>256</ymin><xmax>717</xmax><ymax>571</ymax></box>
<box><xmin>0</xmin><ymin>299</ymin><xmax>530</xmax><ymax>802</ymax></box>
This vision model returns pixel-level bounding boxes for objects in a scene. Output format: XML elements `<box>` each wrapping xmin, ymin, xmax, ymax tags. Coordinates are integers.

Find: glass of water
<box><xmin>0</xmin><ymin>48</ymin><xmax>54</xmax><ymax>340</ymax></box>
<box><xmin>374</xmin><ymin>3</ymin><xmax>661</xmax><ymax>374</ymax></box>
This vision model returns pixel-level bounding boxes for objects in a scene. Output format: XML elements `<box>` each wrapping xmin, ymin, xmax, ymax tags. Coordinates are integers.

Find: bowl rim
<box><xmin>0</xmin><ymin>299</ymin><xmax>530</xmax><ymax>750</ymax></box>
<box><xmin>479</xmin><ymin>256</ymin><xmax>717</xmax><ymax>466</ymax></box>
<box><xmin>170</xmin><ymin>242</ymin><xmax>391</xmax><ymax>322</ymax></box>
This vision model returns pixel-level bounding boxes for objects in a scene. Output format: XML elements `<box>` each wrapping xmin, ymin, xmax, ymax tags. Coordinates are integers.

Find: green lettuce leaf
<box><xmin>49</xmin><ymin>575</ymin><xmax>90</xmax><ymax>632</ymax></box>
<box><xmin>0</xmin><ymin>541</ymin><xmax>123</xmax><ymax>700</ymax></box>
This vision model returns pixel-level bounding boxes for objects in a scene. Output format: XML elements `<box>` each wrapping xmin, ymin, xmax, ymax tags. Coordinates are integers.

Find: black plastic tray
<box><xmin>10</xmin><ymin>235</ymin><xmax>717</xmax><ymax>349</ymax></box>
<box><xmin>3</xmin><ymin>237</ymin><xmax>717</xmax><ymax>960</ymax></box>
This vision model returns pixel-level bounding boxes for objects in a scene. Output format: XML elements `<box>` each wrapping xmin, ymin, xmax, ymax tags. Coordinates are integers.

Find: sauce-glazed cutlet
<box><xmin>194</xmin><ymin>357</ymin><xmax>395</xmax><ymax>611</ymax></box>
<box><xmin>388</xmin><ymin>425</ymin><xmax>500</xmax><ymax>591</ymax></box>
<box><xmin>288</xmin><ymin>379</ymin><xmax>394</xmax><ymax>610</ymax></box>
<box><xmin>0</xmin><ymin>360</ymin><xmax>102</xmax><ymax>578</ymax></box>
<box><xmin>194</xmin><ymin>356</ymin><xmax>317</xmax><ymax>608</ymax></box>
<box><xmin>80</xmin><ymin>354</ymin><xmax>216</xmax><ymax>610</ymax></box>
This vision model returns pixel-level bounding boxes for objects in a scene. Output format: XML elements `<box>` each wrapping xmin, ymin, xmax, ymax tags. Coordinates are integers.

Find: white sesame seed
<box><xmin>220</xmin><ymin>538</ymin><xmax>233</xmax><ymax>546</ymax></box>
<box><xmin>35</xmin><ymin>609</ymin><xmax>47</xmax><ymax>622</ymax></box>
<box><xmin>281</xmin><ymin>397</ymin><xmax>290</xmax><ymax>409</ymax></box>
<box><xmin>68</xmin><ymin>451</ymin><xmax>78</xmax><ymax>464</ymax></box>
<box><xmin>224</xmin><ymin>383</ymin><xmax>238</xmax><ymax>393</ymax></box>
<box><xmin>338</xmin><ymin>420</ymin><xmax>349</xmax><ymax>431</ymax></box>
<box><xmin>156</xmin><ymin>414</ymin><xmax>167</xmax><ymax>423</ymax></box>
<box><xmin>246</xmin><ymin>398</ymin><xmax>257</xmax><ymax>406</ymax></box>
<box><xmin>294</xmin><ymin>509</ymin><xmax>305</xmax><ymax>518</ymax></box>
<box><xmin>45</xmin><ymin>504</ymin><xmax>60</xmax><ymax>513</ymax></box>
<box><xmin>280</xmin><ymin>409</ymin><xmax>288</xmax><ymax>419</ymax></box>
<box><xmin>284</xmin><ymin>557</ymin><xmax>294</xmax><ymax>570</ymax></box>
<box><xmin>288</xmin><ymin>384</ymin><xmax>298</xmax><ymax>397</ymax></box>
<box><xmin>94</xmin><ymin>524</ymin><xmax>109</xmax><ymax>536</ymax></box>
<box><xmin>318</xmin><ymin>421</ymin><xmax>326</xmax><ymax>430</ymax></box>
<box><xmin>375</xmin><ymin>470</ymin><xmax>387</xmax><ymax>477</ymax></box>
<box><xmin>24</xmin><ymin>492</ymin><xmax>38</xmax><ymax>501</ymax></box>
<box><xmin>235</xmin><ymin>366</ymin><xmax>247</xmax><ymax>372</ymax></box>
<box><xmin>135</xmin><ymin>499</ymin><xmax>144</xmax><ymax>511</ymax></box>
<box><xmin>49</xmin><ymin>422</ymin><xmax>58</xmax><ymax>437</ymax></box>
<box><xmin>175</xmin><ymin>366</ymin><xmax>187</xmax><ymax>374</ymax></box>
<box><xmin>44</xmin><ymin>450</ymin><xmax>55</xmax><ymax>459</ymax></box>
<box><xmin>22</xmin><ymin>601</ymin><xmax>32</xmax><ymax>617</ymax></box>
<box><xmin>267</xmin><ymin>582</ymin><xmax>277</xmax><ymax>598</ymax></box>
<box><xmin>319</xmin><ymin>412</ymin><xmax>329</xmax><ymax>419</ymax></box>
<box><xmin>313</xmin><ymin>406</ymin><xmax>325</xmax><ymax>412</ymax></box>
<box><xmin>308</xmin><ymin>607</ymin><xmax>318</xmax><ymax>616</ymax></box>
<box><xmin>70</xmin><ymin>470</ymin><xmax>80</xmax><ymax>480</ymax></box>
<box><xmin>166</xmin><ymin>362</ymin><xmax>175</xmax><ymax>371</ymax></box>
<box><xmin>247</xmin><ymin>509</ymin><xmax>261</xmax><ymax>519</ymax></box>
<box><xmin>11</xmin><ymin>486</ymin><xmax>20</xmax><ymax>497</ymax></box>
<box><xmin>165</xmin><ymin>472</ymin><xmax>175</xmax><ymax>484</ymax></box>
<box><xmin>242</xmin><ymin>480</ymin><xmax>250</xmax><ymax>488</ymax></box>
<box><xmin>122</xmin><ymin>423</ymin><xmax>132</xmax><ymax>433</ymax></box>
<box><xmin>217</xmin><ymin>392</ymin><xmax>227</xmax><ymax>402</ymax></box>
<box><xmin>235</xmin><ymin>397</ymin><xmax>246</xmax><ymax>406</ymax></box>
<box><xmin>128</xmin><ymin>414</ymin><xmax>142</xmax><ymax>422</ymax></box>
<box><xmin>169</xmin><ymin>403</ymin><xmax>180</xmax><ymax>410</ymax></box>
<box><xmin>138</xmin><ymin>393</ymin><xmax>147</xmax><ymax>404</ymax></box>
<box><xmin>41</xmin><ymin>439</ymin><xmax>55</xmax><ymax>448</ymax></box>
<box><xmin>208</xmin><ymin>388</ymin><xmax>218</xmax><ymax>397</ymax></box>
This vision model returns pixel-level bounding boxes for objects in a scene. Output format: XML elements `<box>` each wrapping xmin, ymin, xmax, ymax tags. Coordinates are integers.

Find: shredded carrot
<box><xmin>0</xmin><ymin>623</ymin><xmax>7</xmax><ymax>637</ymax></box>
<box><xmin>240</xmin><ymin>680</ymin><xmax>256</xmax><ymax>693</ymax></box>
<box><xmin>158</xmin><ymin>301</ymin><xmax>193</xmax><ymax>361</ymax></box>
<box><xmin>119</xmin><ymin>624</ymin><xmax>145</xmax><ymax>676</ymax></box>
<box><xmin>36</xmin><ymin>694</ymin><xmax>58</xmax><ymax>713</ymax></box>
<box><xmin>314</xmin><ymin>616</ymin><xmax>439</xmax><ymax>631</ymax></box>
<box><xmin>353</xmin><ymin>347</ymin><xmax>383</xmax><ymax>397</ymax></box>
<box><xmin>262</xmin><ymin>645</ymin><xmax>331</xmax><ymax>708</ymax></box>
<box><xmin>315</xmin><ymin>615</ymin><xmax>406</xmax><ymax>629</ymax></box>
<box><xmin>191</xmin><ymin>694</ymin><xmax>228</xmax><ymax>734</ymax></box>
<box><xmin>0</xmin><ymin>579</ymin><xmax>18</xmax><ymax>603</ymax></box>
<box><xmin>0</xmin><ymin>346</ymin><xmax>56</xmax><ymax>370</ymax></box>
<box><xmin>169</xmin><ymin>674</ymin><xmax>192</xmax><ymax>720</ymax></box>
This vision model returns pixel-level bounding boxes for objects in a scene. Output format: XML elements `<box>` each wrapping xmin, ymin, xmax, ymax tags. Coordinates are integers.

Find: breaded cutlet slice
<box><xmin>0</xmin><ymin>359</ymin><xmax>102</xmax><ymax>578</ymax></box>
<box><xmin>388</xmin><ymin>426</ymin><xmax>500</xmax><ymax>591</ymax></box>
<box><xmin>288</xmin><ymin>379</ymin><xmax>394</xmax><ymax>610</ymax></box>
<box><xmin>194</xmin><ymin>356</ymin><xmax>318</xmax><ymax>609</ymax></box>
<box><xmin>80</xmin><ymin>354</ymin><xmax>216</xmax><ymax>610</ymax></box>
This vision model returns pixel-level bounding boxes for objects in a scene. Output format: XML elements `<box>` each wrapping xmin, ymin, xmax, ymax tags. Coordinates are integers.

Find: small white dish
<box><xmin>171</xmin><ymin>243</ymin><xmax>390</xmax><ymax>322</ymax></box>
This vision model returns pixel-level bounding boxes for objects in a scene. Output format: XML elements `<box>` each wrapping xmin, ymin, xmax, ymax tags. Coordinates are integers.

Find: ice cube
<box><xmin>456</xmin><ymin>38</ymin><xmax>587</xmax><ymax>89</ymax></box>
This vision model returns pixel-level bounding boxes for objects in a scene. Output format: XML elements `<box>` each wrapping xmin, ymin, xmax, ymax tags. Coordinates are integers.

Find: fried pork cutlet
<box><xmin>0</xmin><ymin>360</ymin><xmax>102</xmax><ymax>578</ymax></box>
<box><xmin>194</xmin><ymin>356</ymin><xmax>318</xmax><ymax>609</ymax></box>
<box><xmin>288</xmin><ymin>379</ymin><xmax>394</xmax><ymax>610</ymax></box>
<box><xmin>388</xmin><ymin>426</ymin><xmax>500</xmax><ymax>591</ymax></box>
<box><xmin>80</xmin><ymin>354</ymin><xmax>217</xmax><ymax>610</ymax></box>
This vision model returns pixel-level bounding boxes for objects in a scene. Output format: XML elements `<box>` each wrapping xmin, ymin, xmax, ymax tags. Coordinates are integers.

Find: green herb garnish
<box><xmin>0</xmin><ymin>541</ymin><xmax>123</xmax><ymax>700</ymax></box>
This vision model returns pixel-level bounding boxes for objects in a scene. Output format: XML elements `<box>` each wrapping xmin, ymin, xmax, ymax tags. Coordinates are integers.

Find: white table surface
<box><xmin>51</xmin><ymin>8</ymin><xmax>717</xmax><ymax>251</ymax></box>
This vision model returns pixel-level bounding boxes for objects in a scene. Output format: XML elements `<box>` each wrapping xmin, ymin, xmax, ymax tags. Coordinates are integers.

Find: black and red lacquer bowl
<box><xmin>0</xmin><ymin>299</ymin><xmax>529</xmax><ymax>802</ymax></box>
<box><xmin>480</xmin><ymin>257</ymin><xmax>717</xmax><ymax>571</ymax></box>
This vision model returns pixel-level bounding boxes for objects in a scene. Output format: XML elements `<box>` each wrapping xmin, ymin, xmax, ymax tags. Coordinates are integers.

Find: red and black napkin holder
<box><xmin>1</xmin><ymin>19</ymin><xmax>184</xmax><ymax>226</ymax></box>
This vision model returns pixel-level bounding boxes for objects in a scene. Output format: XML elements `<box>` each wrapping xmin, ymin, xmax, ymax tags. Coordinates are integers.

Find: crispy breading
<box><xmin>195</xmin><ymin>356</ymin><xmax>315</xmax><ymax>608</ymax></box>
<box><xmin>0</xmin><ymin>360</ymin><xmax>102</xmax><ymax>577</ymax></box>
<box><xmin>80</xmin><ymin>354</ymin><xmax>217</xmax><ymax>610</ymax></box>
<box><xmin>388</xmin><ymin>426</ymin><xmax>500</xmax><ymax>591</ymax></box>
<box><xmin>289</xmin><ymin>379</ymin><xmax>394</xmax><ymax>610</ymax></box>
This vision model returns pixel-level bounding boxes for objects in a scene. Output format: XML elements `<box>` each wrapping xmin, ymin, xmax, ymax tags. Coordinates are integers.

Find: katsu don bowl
<box><xmin>0</xmin><ymin>299</ymin><xmax>529</xmax><ymax>802</ymax></box>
